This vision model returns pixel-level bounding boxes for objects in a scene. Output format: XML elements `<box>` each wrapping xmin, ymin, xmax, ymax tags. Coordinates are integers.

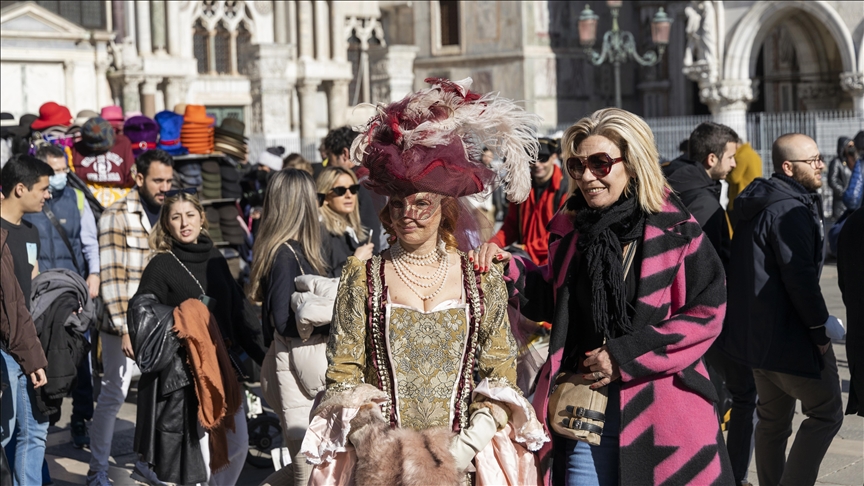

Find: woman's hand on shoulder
<box><xmin>467</xmin><ymin>243</ymin><xmax>511</xmax><ymax>273</ymax></box>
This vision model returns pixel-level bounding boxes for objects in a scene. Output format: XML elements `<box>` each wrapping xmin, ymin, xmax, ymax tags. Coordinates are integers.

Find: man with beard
<box><xmin>86</xmin><ymin>150</ymin><xmax>173</xmax><ymax>486</ymax></box>
<box><xmin>717</xmin><ymin>133</ymin><xmax>844</xmax><ymax>486</ymax></box>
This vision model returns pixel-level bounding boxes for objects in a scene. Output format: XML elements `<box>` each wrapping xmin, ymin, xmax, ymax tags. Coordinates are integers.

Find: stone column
<box><xmin>150</xmin><ymin>0</ymin><xmax>166</xmax><ymax>55</ymax></box>
<box><xmin>701</xmin><ymin>79</ymin><xmax>755</xmax><ymax>142</ymax></box>
<box><xmin>298</xmin><ymin>79</ymin><xmax>321</xmax><ymax>140</ymax></box>
<box><xmin>208</xmin><ymin>30</ymin><xmax>217</xmax><ymax>74</ymax></box>
<box><xmin>326</xmin><ymin>79</ymin><xmax>350</xmax><ymax>128</ymax></box>
<box><xmin>136</xmin><ymin>0</ymin><xmax>152</xmax><ymax>56</ymax></box>
<box><xmin>95</xmin><ymin>59</ymin><xmax>111</xmax><ymax>108</ymax></box>
<box><xmin>230</xmin><ymin>30</ymin><xmax>239</xmax><ymax>75</ymax></box>
<box><xmin>165</xmin><ymin>0</ymin><xmax>180</xmax><ymax>56</ymax></box>
<box><xmin>329</xmin><ymin>1</ymin><xmax>346</xmax><ymax>62</ymax></box>
<box><xmin>841</xmin><ymin>71</ymin><xmax>864</xmax><ymax>115</ymax></box>
<box><xmin>245</xmin><ymin>44</ymin><xmax>293</xmax><ymax>139</ymax></box>
<box><xmin>297</xmin><ymin>1</ymin><xmax>314</xmax><ymax>59</ymax></box>
<box><xmin>163</xmin><ymin>77</ymin><xmax>188</xmax><ymax>111</ymax></box>
<box><xmin>63</xmin><ymin>61</ymin><xmax>76</xmax><ymax>114</ymax></box>
<box><xmin>122</xmin><ymin>76</ymin><xmax>143</xmax><ymax>113</ymax></box>
<box><xmin>288</xmin><ymin>1</ymin><xmax>299</xmax><ymax>59</ymax></box>
<box><xmin>125</xmin><ymin>0</ymin><xmax>136</xmax><ymax>44</ymax></box>
<box><xmin>274</xmin><ymin>0</ymin><xmax>288</xmax><ymax>45</ymax></box>
<box><xmin>314</xmin><ymin>1</ymin><xmax>330</xmax><ymax>60</ymax></box>
<box><xmin>141</xmin><ymin>77</ymin><xmax>160</xmax><ymax>117</ymax></box>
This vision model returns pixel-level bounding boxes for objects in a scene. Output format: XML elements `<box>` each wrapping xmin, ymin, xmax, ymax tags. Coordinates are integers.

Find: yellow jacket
<box><xmin>728</xmin><ymin>143</ymin><xmax>762</xmax><ymax>210</ymax></box>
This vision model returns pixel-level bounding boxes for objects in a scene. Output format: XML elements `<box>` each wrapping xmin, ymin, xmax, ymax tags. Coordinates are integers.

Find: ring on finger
<box><xmin>593</xmin><ymin>371</ymin><xmax>602</xmax><ymax>380</ymax></box>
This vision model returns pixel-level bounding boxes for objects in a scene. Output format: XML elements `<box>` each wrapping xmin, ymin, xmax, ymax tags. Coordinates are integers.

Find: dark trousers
<box><xmin>71</xmin><ymin>330</ymin><xmax>93</xmax><ymax>421</ymax></box>
<box><xmin>706</xmin><ymin>347</ymin><xmax>757</xmax><ymax>483</ymax></box>
<box><xmin>753</xmin><ymin>347</ymin><xmax>844</xmax><ymax>486</ymax></box>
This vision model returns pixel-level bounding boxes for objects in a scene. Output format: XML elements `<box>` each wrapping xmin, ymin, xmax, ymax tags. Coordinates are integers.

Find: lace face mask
<box><xmin>388</xmin><ymin>192</ymin><xmax>444</xmax><ymax>221</ymax></box>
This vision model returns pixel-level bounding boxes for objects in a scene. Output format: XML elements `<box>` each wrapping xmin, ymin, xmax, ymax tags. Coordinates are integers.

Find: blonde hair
<box><xmin>316</xmin><ymin>166</ymin><xmax>368</xmax><ymax>241</ymax></box>
<box><xmin>283</xmin><ymin>152</ymin><xmax>313</xmax><ymax>175</ymax></box>
<box><xmin>148</xmin><ymin>193</ymin><xmax>209</xmax><ymax>252</ymax></box>
<box><xmin>248</xmin><ymin>169</ymin><xmax>327</xmax><ymax>302</ymax></box>
<box><xmin>561</xmin><ymin>108</ymin><xmax>670</xmax><ymax>214</ymax></box>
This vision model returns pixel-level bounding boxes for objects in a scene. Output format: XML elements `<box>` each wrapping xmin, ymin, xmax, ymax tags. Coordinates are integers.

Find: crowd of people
<box><xmin>0</xmin><ymin>76</ymin><xmax>861</xmax><ymax>486</ymax></box>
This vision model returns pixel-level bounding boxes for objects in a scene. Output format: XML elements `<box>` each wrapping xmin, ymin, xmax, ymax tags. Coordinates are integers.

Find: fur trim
<box><xmin>350</xmin><ymin>403</ymin><xmax>461</xmax><ymax>486</ymax></box>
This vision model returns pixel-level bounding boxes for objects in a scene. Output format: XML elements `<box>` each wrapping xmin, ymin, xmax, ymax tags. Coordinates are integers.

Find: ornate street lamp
<box><xmin>578</xmin><ymin>2</ymin><xmax>672</xmax><ymax>108</ymax></box>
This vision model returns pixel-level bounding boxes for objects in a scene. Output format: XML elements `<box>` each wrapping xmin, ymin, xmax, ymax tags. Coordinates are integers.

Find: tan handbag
<box><xmin>547</xmin><ymin>242</ymin><xmax>638</xmax><ymax>445</ymax></box>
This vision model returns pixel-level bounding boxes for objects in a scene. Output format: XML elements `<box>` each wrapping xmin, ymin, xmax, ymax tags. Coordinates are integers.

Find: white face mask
<box><xmin>49</xmin><ymin>173</ymin><xmax>67</xmax><ymax>192</ymax></box>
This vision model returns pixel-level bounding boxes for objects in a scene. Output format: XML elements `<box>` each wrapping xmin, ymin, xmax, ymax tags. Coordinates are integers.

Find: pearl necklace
<box><xmin>391</xmin><ymin>240</ymin><xmax>449</xmax><ymax>301</ymax></box>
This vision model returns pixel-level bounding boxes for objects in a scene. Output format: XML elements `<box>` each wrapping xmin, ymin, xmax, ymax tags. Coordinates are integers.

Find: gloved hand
<box><xmin>450</xmin><ymin>407</ymin><xmax>499</xmax><ymax>472</ymax></box>
<box><xmin>825</xmin><ymin>315</ymin><xmax>845</xmax><ymax>340</ymax></box>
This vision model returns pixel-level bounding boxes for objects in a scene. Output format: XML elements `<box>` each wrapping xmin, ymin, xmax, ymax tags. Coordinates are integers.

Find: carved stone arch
<box><xmin>724</xmin><ymin>1</ymin><xmax>857</xmax><ymax>81</ymax></box>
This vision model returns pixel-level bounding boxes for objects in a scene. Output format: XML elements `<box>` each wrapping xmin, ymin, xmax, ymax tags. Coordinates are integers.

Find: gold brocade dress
<box><xmin>324</xmin><ymin>253</ymin><xmax>521</xmax><ymax>431</ymax></box>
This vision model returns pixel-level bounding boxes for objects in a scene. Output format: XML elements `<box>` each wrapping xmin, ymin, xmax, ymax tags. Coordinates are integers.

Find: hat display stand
<box><xmin>170</xmin><ymin>152</ymin><xmax>248</xmax><ymax>248</ymax></box>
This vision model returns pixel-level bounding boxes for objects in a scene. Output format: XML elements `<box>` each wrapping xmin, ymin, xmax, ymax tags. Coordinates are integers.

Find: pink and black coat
<box><xmin>507</xmin><ymin>192</ymin><xmax>734</xmax><ymax>485</ymax></box>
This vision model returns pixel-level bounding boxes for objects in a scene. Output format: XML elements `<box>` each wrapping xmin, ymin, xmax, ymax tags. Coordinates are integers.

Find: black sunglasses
<box><xmin>565</xmin><ymin>152</ymin><xmax>624</xmax><ymax>179</ymax></box>
<box><xmin>164</xmin><ymin>187</ymin><xmax>198</xmax><ymax>198</ymax></box>
<box><xmin>329</xmin><ymin>184</ymin><xmax>359</xmax><ymax>197</ymax></box>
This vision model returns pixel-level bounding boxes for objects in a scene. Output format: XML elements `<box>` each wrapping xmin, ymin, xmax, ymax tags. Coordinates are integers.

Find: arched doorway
<box><xmin>724</xmin><ymin>1</ymin><xmax>857</xmax><ymax>112</ymax></box>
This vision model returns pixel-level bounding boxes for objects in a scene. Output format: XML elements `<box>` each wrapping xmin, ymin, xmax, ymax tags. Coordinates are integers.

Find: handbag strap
<box><xmin>283</xmin><ymin>242</ymin><xmax>305</xmax><ymax>275</ymax></box>
<box><xmin>622</xmin><ymin>241</ymin><xmax>638</xmax><ymax>281</ymax></box>
<box><xmin>43</xmin><ymin>206</ymin><xmax>81</xmax><ymax>273</ymax></box>
<box><xmin>168</xmin><ymin>251</ymin><xmax>206</xmax><ymax>296</ymax></box>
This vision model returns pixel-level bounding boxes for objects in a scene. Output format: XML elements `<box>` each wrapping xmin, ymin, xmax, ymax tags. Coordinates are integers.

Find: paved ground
<box><xmin>42</xmin><ymin>264</ymin><xmax>862</xmax><ymax>485</ymax></box>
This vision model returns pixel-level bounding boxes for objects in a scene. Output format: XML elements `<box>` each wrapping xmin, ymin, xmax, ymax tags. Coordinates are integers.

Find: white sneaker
<box><xmin>85</xmin><ymin>470</ymin><xmax>112</xmax><ymax>486</ymax></box>
<box><xmin>130</xmin><ymin>461</ymin><xmax>168</xmax><ymax>486</ymax></box>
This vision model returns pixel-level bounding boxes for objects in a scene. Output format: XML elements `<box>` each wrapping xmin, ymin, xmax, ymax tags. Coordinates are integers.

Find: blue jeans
<box><xmin>1</xmin><ymin>349</ymin><xmax>49</xmax><ymax>486</ymax></box>
<box><xmin>553</xmin><ymin>382</ymin><xmax>621</xmax><ymax>486</ymax></box>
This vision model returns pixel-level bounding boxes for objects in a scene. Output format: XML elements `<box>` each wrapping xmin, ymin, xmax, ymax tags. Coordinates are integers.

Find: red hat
<box><xmin>31</xmin><ymin>102</ymin><xmax>73</xmax><ymax>131</ymax></box>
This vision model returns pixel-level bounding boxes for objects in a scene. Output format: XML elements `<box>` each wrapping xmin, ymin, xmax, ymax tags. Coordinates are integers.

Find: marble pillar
<box><xmin>165</xmin><ymin>0</ymin><xmax>180</xmax><ymax>56</ymax></box>
<box><xmin>141</xmin><ymin>77</ymin><xmax>160</xmax><ymax>118</ymax></box>
<box><xmin>125</xmin><ymin>0</ymin><xmax>136</xmax><ymax>43</ymax></box>
<box><xmin>150</xmin><ymin>0</ymin><xmax>166</xmax><ymax>55</ymax></box>
<box><xmin>298</xmin><ymin>1</ymin><xmax>314</xmax><ymax>59</ymax></box>
<box><xmin>288</xmin><ymin>1</ymin><xmax>299</xmax><ymax>59</ymax></box>
<box><xmin>314</xmin><ymin>1</ymin><xmax>330</xmax><ymax>61</ymax></box>
<box><xmin>163</xmin><ymin>77</ymin><xmax>188</xmax><ymax>111</ymax></box>
<box><xmin>330</xmin><ymin>1</ymin><xmax>346</xmax><ymax>62</ymax></box>
<box><xmin>326</xmin><ymin>79</ymin><xmax>350</xmax><ymax>129</ymax></box>
<box><xmin>136</xmin><ymin>0</ymin><xmax>152</xmax><ymax>56</ymax></box>
<box><xmin>298</xmin><ymin>79</ymin><xmax>321</xmax><ymax>140</ymax></box>
<box><xmin>122</xmin><ymin>76</ymin><xmax>143</xmax><ymax>113</ymax></box>
<box><xmin>63</xmin><ymin>61</ymin><xmax>76</xmax><ymax>114</ymax></box>
<box><xmin>274</xmin><ymin>0</ymin><xmax>288</xmax><ymax>45</ymax></box>
<box><xmin>245</xmin><ymin>44</ymin><xmax>293</xmax><ymax>139</ymax></box>
<box><xmin>701</xmin><ymin>79</ymin><xmax>755</xmax><ymax>142</ymax></box>
<box><xmin>841</xmin><ymin>71</ymin><xmax>864</xmax><ymax>115</ymax></box>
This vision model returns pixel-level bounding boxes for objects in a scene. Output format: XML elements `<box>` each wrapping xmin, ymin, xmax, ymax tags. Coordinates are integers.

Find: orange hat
<box><xmin>183</xmin><ymin>105</ymin><xmax>215</xmax><ymax>125</ymax></box>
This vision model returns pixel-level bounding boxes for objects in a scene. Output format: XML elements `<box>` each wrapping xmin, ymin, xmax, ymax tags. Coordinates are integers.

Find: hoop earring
<box><xmin>387</xmin><ymin>234</ymin><xmax>397</xmax><ymax>244</ymax></box>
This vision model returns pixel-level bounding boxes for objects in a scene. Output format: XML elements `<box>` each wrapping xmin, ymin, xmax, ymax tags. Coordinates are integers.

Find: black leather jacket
<box><xmin>127</xmin><ymin>293</ymin><xmax>207</xmax><ymax>484</ymax></box>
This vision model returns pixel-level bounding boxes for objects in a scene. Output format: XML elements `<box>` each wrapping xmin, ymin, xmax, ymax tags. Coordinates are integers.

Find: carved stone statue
<box><xmin>683</xmin><ymin>1</ymin><xmax>717</xmax><ymax>83</ymax></box>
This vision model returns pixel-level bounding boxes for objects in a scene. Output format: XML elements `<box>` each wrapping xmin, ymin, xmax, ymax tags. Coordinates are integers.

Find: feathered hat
<box><xmin>351</xmin><ymin>77</ymin><xmax>541</xmax><ymax>204</ymax></box>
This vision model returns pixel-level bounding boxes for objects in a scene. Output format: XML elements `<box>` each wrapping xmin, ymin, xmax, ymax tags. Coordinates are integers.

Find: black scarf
<box><xmin>568</xmin><ymin>189</ymin><xmax>646</xmax><ymax>338</ymax></box>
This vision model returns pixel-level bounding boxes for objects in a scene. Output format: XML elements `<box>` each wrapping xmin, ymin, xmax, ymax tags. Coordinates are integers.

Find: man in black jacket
<box><xmin>717</xmin><ymin>133</ymin><xmax>843</xmax><ymax>486</ymax></box>
<box><xmin>663</xmin><ymin>121</ymin><xmax>739</xmax><ymax>267</ymax></box>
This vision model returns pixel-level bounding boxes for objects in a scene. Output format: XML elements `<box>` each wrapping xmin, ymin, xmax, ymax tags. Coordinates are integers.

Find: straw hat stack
<box><xmin>181</xmin><ymin>105</ymin><xmax>215</xmax><ymax>154</ymax></box>
<box><xmin>214</xmin><ymin>118</ymin><xmax>248</xmax><ymax>161</ymax></box>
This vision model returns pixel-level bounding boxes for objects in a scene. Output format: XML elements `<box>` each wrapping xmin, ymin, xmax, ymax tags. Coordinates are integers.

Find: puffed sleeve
<box><xmin>324</xmin><ymin>256</ymin><xmax>369</xmax><ymax>395</ymax></box>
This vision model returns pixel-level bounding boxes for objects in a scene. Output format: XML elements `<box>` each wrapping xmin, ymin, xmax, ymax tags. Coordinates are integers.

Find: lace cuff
<box><xmin>301</xmin><ymin>384</ymin><xmax>389</xmax><ymax>465</ymax></box>
<box><xmin>472</xmin><ymin>378</ymin><xmax>549</xmax><ymax>452</ymax></box>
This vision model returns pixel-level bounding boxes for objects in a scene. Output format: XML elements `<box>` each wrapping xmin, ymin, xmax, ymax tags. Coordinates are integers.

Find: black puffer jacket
<box><xmin>717</xmin><ymin>174</ymin><xmax>829</xmax><ymax>379</ymax></box>
<box><xmin>663</xmin><ymin>157</ymin><xmax>730</xmax><ymax>266</ymax></box>
<box><xmin>127</xmin><ymin>293</ymin><xmax>206</xmax><ymax>485</ymax></box>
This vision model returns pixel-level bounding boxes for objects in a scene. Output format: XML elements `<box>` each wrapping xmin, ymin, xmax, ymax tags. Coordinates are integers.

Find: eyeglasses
<box><xmin>788</xmin><ymin>155</ymin><xmax>825</xmax><ymax>168</ymax></box>
<box><xmin>164</xmin><ymin>187</ymin><xmax>198</xmax><ymax>198</ymax></box>
<box><xmin>565</xmin><ymin>153</ymin><xmax>624</xmax><ymax>179</ymax></box>
<box><xmin>330</xmin><ymin>184</ymin><xmax>359</xmax><ymax>197</ymax></box>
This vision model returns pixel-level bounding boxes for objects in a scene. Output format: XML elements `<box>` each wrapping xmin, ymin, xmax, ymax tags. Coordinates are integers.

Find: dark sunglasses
<box><xmin>330</xmin><ymin>184</ymin><xmax>359</xmax><ymax>197</ymax></box>
<box><xmin>565</xmin><ymin>153</ymin><xmax>624</xmax><ymax>179</ymax></box>
<box><xmin>164</xmin><ymin>187</ymin><xmax>198</xmax><ymax>198</ymax></box>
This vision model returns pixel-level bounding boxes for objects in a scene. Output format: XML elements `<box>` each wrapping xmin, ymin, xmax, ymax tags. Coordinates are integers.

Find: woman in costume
<box><xmin>300</xmin><ymin>78</ymin><xmax>549</xmax><ymax>485</ymax></box>
<box><xmin>128</xmin><ymin>190</ymin><xmax>266</xmax><ymax>485</ymax></box>
<box><xmin>483</xmin><ymin>108</ymin><xmax>733</xmax><ymax>485</ymax></box>
<box><xmin>317</xmin><ymin>166</ymin><xmax>374</xmax><ymax>277</ymax></box>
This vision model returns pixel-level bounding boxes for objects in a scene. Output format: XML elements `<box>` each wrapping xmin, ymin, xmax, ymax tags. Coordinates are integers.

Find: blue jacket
<box><xmin>23</xmin><ymin>187</ymin><xmax>92</xmax><ymax>277</ymax></box>
<box><xmin>843</xmin><ymin>159</ymin><xmax>863</xmax><ymax>210</ymax></box>
<box><xmin>718</xmin><ymin>174</ymin><xmax>829</xmax><ymax>379</ymax></box>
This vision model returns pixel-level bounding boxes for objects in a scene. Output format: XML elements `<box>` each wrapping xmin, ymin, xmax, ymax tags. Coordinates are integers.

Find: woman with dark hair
<box><xmin>127</xmin><ymin>190</ymin><xmax>266</xmax><ymax>485</ymax></box>
<box><xmin>301</xmin><ymin>78</ymin><xmax>548</xmax><ymax>485</ymax></box>
<box><xmin>481</xmin><ymin>108</ymin><xmax>733</xmax><ymax>485</ymax></box>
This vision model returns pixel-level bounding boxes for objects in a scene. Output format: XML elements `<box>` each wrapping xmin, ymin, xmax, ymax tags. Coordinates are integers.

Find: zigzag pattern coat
<box><xmin>508</xmin><ymin>192</ymin><xmax>734</xmax><ymax>485</ymax></box>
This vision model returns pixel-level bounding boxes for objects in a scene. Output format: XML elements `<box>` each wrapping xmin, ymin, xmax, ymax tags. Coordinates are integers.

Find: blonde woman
<box><xmin>316</xmin><ymin>166</ymin><xmax>374</xmax><ymax>276</ymax></box>
<box><xmin>128</xmin><ymin>190</ymin><xmax>266</xmax><ymax>485</ymax></box>
<box><xmin>248</xmin><ymin>169</ymin><xmax>330</xmax><ymax>486</ymax></box>
<box><xmin>483</xmin><ymin>108</ymin><xmax>733</xmax><ymax>485</ymax></box>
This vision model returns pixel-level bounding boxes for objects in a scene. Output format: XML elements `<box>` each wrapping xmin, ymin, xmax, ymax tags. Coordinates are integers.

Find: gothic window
<box><xmin>439</xmin><ymin>1</ymin><xmax>460</xmax><ymax>46</ymax></box>
<box><xmin>214</xmin><ymin>22</ymin><xmax>231</xmax><ymax>74</ymax></box>
<box><xmin>3</xmin><ymin>0</ymin><xmax>108</xmax><ymax>29</ymax></box>
<box><xmin>193</xmin><ymin>19</ymin><xmax>209</xmax><ymax>74</ymax></box>
<box><xmin>192</xmin><ymin>0</ymin><xmax>255</xmax><ymax>77</ymax></box>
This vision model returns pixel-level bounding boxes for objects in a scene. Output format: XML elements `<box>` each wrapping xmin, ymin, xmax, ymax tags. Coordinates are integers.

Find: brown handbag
<box><xmin>547</xmin><ymin>242</ymin><xmax>638</xmax><ymax>445</ymax></box>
